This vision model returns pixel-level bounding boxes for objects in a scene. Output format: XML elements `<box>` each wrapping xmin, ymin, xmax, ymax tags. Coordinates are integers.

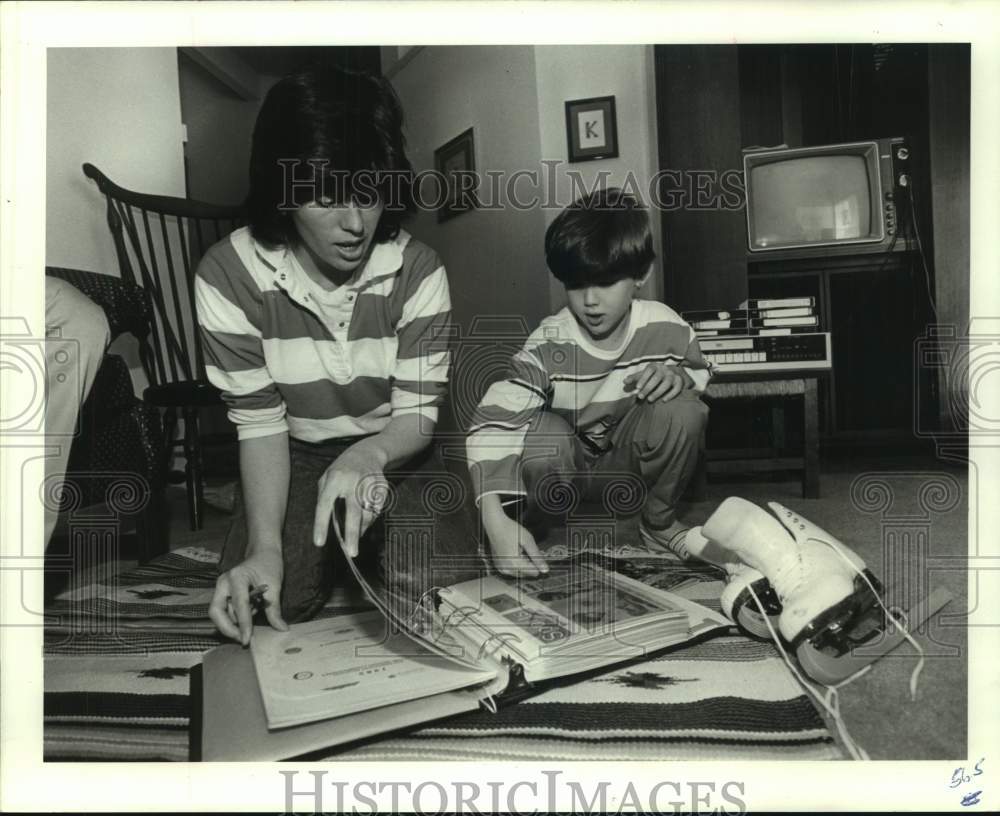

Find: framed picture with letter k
<box><xmin>565</xmin><ymin>95</ymin><xmax>618</xmax><ymax>162</ymax></box>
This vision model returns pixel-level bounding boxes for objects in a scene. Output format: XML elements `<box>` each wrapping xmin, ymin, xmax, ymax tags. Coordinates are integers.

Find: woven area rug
<box><xmin>44</xmin><ymin>547</ymin><xmax>373</xmax><ymax>761</ymax></box>
<box><xmin>43</xmin><ymin>546</ymin><xmax>843</xmax><ymax>761</ymax></box>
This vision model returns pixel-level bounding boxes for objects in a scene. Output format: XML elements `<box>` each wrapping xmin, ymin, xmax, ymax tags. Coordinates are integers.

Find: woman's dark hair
<box><xmin>544</xmin><ymin>187</ymin><xmax>655</xmax><ymax>288</ymax></box>
<box><xmin>246</xmin><ymin>64</ymin><xmax>415</xmax><ymax>247</ymax></box>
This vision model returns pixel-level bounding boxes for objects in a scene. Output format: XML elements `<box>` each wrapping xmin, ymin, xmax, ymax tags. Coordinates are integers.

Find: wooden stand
<box><xmin>693</xmin><ymin>371</ymin><xmax>825</xmax><ymax>500</ymax></box>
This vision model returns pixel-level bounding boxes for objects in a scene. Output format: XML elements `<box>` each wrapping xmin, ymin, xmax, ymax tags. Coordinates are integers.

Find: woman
<box><xmin>195</xmin><ymin>66</ymin><xmax>455</xmax><ymax>644</ymax></box>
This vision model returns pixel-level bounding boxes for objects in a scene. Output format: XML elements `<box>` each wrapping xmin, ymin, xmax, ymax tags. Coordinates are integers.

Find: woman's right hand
<box><xmin>483</xmin><ymin>512</ymin><xmax>549</xmax><ymax>578</ymax></box>
<box><xmin>208</xmin><ymin>548</ymin><xmax>289</xmax><ymax>645</ymax></box>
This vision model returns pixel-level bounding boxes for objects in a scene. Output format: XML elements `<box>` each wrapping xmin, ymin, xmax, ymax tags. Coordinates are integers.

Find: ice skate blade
<box><xmin>787</xmin><ymin>569</ymin><xmax>885</xmax><ymax>654</ymax></box>
<box><xmin>727</xmin><ymin>579</ymin><xmax>781</xmax><ymax>641</ymax></box>
<box><xmin>794</xmin><ymin>586</ymin><xmax>953</xmax><ymax>686</ymax></box>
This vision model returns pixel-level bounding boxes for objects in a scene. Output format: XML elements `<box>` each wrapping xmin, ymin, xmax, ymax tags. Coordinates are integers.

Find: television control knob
<box><xmin>898</xmin><ymin>174</ymin><xmax>910</xmax><ymax>187</ymax></box>
<box><xmin>885</xmin><ymin>191</ymin><xmax>894</xmax><ymax>200</ymax></box>
<box><xmin>887</xmin><ymin>228</ymin><xmax>895</xmax><ymax>235</ymax></box>
<box><xmin>896</xmin><ymin>146</ymin><xmax>910</xmax><ymax>160</ymax></box>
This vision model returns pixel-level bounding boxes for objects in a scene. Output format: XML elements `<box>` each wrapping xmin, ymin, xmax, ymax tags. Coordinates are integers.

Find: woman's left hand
<box><xmin>312</xmin><ymin>443</ymin><xmax>390</xmax><ymax>558</ymax></box>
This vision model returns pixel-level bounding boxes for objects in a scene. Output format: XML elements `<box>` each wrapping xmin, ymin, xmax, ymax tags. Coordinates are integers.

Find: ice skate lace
<box><xmin>748</xmin><ymin>533</ymin><xmax>928</xmax><ymax>761</ymax></box>
<box><xmin>812</xmin><ymin>534</ymin><xmax>926</xmax><ymax>702</ymax></box>
<box><xmin>768</xmin><ymin>533</ymin><xmax>925</xmax><ymax>702</ymax></box>
<box><xmin>749</xmin><ymin>580</ymin><xmax>872</xmax><ymax>761</ymax></box>
<box><xmin>768</xmin><ymin>552</ymin><xmax>805</xmax><ymax>602</ymax></box>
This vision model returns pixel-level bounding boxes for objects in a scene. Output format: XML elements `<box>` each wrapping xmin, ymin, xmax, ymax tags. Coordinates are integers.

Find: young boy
<box><xmin>466</xmin><ymin>188</ymin><xmax>711</xmax><ymax>577</ymax></box>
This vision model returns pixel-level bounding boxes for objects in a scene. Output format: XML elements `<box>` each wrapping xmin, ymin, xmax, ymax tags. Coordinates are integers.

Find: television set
<box><xmin>743</xmin><ymin>137</ymin><xmax>911</xmax><ymax>260</ymax></box>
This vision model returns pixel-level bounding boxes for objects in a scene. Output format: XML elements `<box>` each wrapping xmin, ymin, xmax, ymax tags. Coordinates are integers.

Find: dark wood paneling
<box><xmin>654</xmin><ymin>45</ymin><xmax>748</xmax><ymax>312</ymax></box>
<box><xmin>789</xmin><ymin>45</ymin><xmax>842</xmax><ymax>146</ymax></box>
<box><xmin>927</xmin><ymin>45</ymin><xmax>971</xmax><ymax>431</ymax></box>
<box><xmin>779</xmin><ymin>49</ymin><xmax>803</xmax><ymax>147</ymax></box>
<box><xmin>739</xmin><ymin>46</ymin><xmax>784</xmax><ymax>149</ymax></box>
<box><xmin>827</xmin><ymin>263</ymin><xmax>918</xmax><ymax>432</ymax></box>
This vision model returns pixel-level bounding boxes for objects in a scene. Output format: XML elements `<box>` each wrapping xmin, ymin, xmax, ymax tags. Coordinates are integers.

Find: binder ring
<box><xmin>477</xmin><ymin>630</ymin><xmax>522</xmax><ymax>662</ymax></box>
<box><xmin>442</xmin><ymin>604</ymin><xmax>481</xmax><ymax>629</ymax></box>
<box><xmin>402</xmin><ymin>585</ymin><xmax>446</xmax><ymax>627</ymax></box>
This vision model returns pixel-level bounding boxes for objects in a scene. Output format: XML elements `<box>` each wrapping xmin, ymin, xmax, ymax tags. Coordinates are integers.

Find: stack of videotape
<box><xmin>682</xmin><ymin>296</ymin><xmax>818</xmax><ymax>338</ymax></box>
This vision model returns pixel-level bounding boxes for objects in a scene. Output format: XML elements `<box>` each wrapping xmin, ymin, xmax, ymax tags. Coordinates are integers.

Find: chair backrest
<box><xmin>83</xmin><ymin>163</ymin><xmax>246</xmax><ymax>387</ymax></box>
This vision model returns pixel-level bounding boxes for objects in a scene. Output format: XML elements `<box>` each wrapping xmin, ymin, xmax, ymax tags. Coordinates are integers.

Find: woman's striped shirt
<box><xmin>466</xmin><ymin>299</ymin><xmax>711</xmax><ymax>503</ymax></box>
<box><xmin>194</xmin><ymin>227</ymin><xmax>451</xmax><ymax>443</ymax></box>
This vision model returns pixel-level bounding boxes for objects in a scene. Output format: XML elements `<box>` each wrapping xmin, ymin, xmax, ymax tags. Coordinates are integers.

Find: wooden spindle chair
<box><xmin>83</xmin><ymin>163</ymin><xmax>245</xmax><ymax>531</ymax></box>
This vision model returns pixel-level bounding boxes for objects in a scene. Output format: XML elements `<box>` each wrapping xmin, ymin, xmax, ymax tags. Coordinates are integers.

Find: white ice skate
<box><xmin>685</xmin><ymin>497</ymin><xmax>952</xmax><ymax>760</ymax></box>
<box><xmin>683</xmin><ymin>527</ymin><xmax>781</xmax><ymax>641</ymax></box>
<box><xmin>689</xmin><ymin>497</ymin><xmax>890</xmax><ymax>685</ymax></box>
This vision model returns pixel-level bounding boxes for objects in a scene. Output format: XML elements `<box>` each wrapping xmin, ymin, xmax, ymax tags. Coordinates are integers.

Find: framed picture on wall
<box><xmin>434</xmin><ymin>127</ymin><xmax>478</xmax><ymax>222</ymax></box>
<box><xmin>565</xmin><ymin>95</ymin><xmax>618</xmax><ymax>162</ymax></box>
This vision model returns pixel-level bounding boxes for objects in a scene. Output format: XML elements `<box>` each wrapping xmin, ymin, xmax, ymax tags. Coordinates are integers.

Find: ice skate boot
<box><xmin>683</xmin><ymin>527</ymin><xmax>781</xmax><ymax>641</ymax></box>
<box><xmin>698</xmin><ymin>497</ymin><xmax>889</xmax><ymax>685</ymax></box>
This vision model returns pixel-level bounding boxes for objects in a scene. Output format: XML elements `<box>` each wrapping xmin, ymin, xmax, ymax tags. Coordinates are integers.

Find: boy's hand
<box><xmin>483</xmin><ymin>513</ymin><xmax>549</xmax><ymax>578</ymax></box>
<box><xmin>624</xmin><ymin>363</ymin><xmax>692</xmax><ymax>402</ymax></box>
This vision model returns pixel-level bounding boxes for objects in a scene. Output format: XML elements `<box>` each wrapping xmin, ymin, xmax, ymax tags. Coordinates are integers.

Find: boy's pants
<box><xmin>220</xmin><ymin>438</ymin><xmax>485</xmax><ymax>624</ymax></box>
<box><xmin>520</xmin><ymin>391</ymin><xmax>708</xmax><ymax>532</ymax></box>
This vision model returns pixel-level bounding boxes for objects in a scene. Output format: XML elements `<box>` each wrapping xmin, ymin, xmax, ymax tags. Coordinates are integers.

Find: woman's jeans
<box><xmin>219</xmin><ymin>437</ymin><xmax>485</xmax><ymax>623</ymax></box>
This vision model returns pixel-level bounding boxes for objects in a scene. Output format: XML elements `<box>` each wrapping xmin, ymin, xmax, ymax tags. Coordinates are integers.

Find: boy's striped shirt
<box><xmin>466</xmin><ymin>300</ymin><xmax>711</xmax><ymax>503</ymax></box>
<box><xmin>195</xmin><ymin>227</ymin><xmax>451</xmax><ymax>442</ymax></box>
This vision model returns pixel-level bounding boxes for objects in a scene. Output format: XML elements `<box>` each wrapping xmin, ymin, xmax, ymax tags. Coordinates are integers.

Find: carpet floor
<box><xmin>50</xmin><ymin>453</ymin><xmax>968</xmax><ymax>761</ymax></box>
<box><xmin>680</xmin><ymin>460</ymin><xmax>968</xmax><ymax>760</ymax></box>
<box><xmin>44</xmin><ymin>547</ymin><xmax>843</xmax><ymax>761</ymax></box>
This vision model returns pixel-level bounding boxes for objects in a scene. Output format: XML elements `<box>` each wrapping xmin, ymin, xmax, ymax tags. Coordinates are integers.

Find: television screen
<box><xmin>747</xmin><ymin>155</ymin><xmax>874</xmax><ymax>249</ymax></box>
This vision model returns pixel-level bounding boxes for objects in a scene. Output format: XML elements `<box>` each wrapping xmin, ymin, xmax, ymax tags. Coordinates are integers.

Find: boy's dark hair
<box><xmin>246</xmin><ymin>64</ymin><xmax>415</xmax><ymax>247</ymax></box>
<box><xmin>544</xmin><ymin>187</ymin><xmax>655</xmax><ymax>287</ymax></box>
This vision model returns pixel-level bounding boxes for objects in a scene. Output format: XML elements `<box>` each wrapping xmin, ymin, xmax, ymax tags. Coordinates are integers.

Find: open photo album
<box><xmin>201</xmin><ymin>557</ymin><xmax>729</xmax><ymax>760</ymax></box>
